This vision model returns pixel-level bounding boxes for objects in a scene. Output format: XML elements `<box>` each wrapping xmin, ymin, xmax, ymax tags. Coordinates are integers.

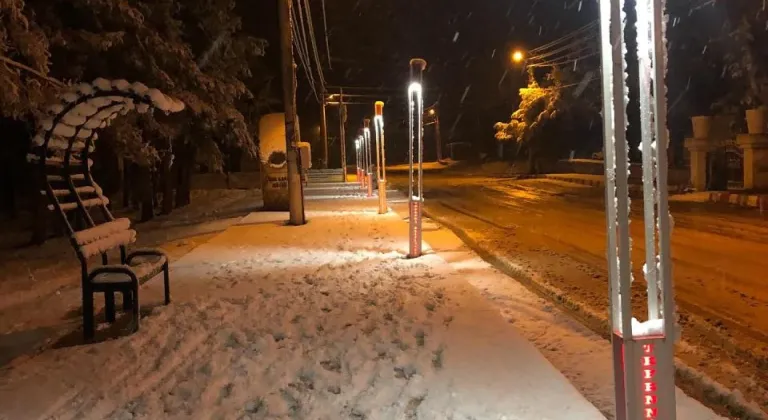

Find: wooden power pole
<box><xmin>339</xmin><ymin>88</ymin><xmax>347</xmax><ymax>181</ymax></box>
<box><xmin>321</xmin><ymin>92</ymin><xmax>329</xmax><ymax>169</ymax></box>
<box><xmin>278</xmin><ymin>0</ymin><xmax>306</xmax><ymax>225</ymax></box>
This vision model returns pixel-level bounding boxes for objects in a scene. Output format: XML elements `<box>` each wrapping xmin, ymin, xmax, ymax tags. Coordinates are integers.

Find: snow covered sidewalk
<box><xmin>0</xmin><ymin>193</ymin><xmax>605</xmax><ymax>420</ymax></box>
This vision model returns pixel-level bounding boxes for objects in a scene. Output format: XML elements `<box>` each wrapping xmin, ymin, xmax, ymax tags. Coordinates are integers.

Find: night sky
<box><xmin>252</xmin><ymin>0</ymin><xmax>601</xmax><ymax>165</ymax></box>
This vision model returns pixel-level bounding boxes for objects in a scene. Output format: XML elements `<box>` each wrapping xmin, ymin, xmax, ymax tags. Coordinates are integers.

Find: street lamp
<box><xmin>408</xmin><ymin>58</ymin><xmax>427</xmax><ymax>259</ymax></box>
<box><xmin>374</xmin><ymin>101</ymin><xmax>387</xmax><ymax>214</ymax></box>
<box><xmin>355</xmin><ymin>138</ymin><xmax>361</xmax><ymax>186</ymax></box>
<box><xmin>363</xmin><ymin>119</ymin><xmax>373</xmax><ymax>197</ymax></box>
<box><xmin>424</xmin><ymin>106</ymin><xmax>443</xmax><ymax>162</ymax></box>
<box><xmin>598</xmin><ymin>0</ymin><xmax>676</xmax><ymax>419</ymax></box>
<box><xmin>511</xmin><ymin>49</ymin><xmax>525</xmax><ymax>64</ymax></box>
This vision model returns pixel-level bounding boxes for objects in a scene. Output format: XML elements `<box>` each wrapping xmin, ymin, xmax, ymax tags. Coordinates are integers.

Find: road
<box><xmin>390</xmin><ymin>172</ymin><xmax>768</xmax><ymax>414</ymax></box>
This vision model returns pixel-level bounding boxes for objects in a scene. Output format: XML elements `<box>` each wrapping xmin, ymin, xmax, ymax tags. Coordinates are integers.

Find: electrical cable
<box><xmin>291</xmin><ymin>6</ymin><xmax>320</xmax><ymax>100</ymax></box>
<box><xmin>529</xmin><ymin>20</ymin><xmax>598</xmax><ymax>54</ymax></box>
<box><xmin>527</xmin><ymin>31</ymin><xmax>598</xmax><ymax>63</ymax></box>
<box><xmin>321</xmin><ymin>0</ymin><xmax>333</xmax><ymax>69</ymax></box>
<box><xmin>302</xmin><ymin>0</ymin><xmax>327</xmax><ymax>87</ymax></box>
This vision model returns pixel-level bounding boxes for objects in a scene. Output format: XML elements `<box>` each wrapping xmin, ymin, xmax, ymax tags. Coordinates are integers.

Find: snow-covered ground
<box><xmin>387</xmin><ymin>173</ymin><xmax>768</xmax><ymax>418</ymax></box>
<box><xmin>0</xmin><ymin>188</ymin><xmax>262</xmax><ymax>367</ymax></box>
<box><xmin>417</xmin><ymin>210</ymin><xmax>725</xmax><ymax>420</ymax></box>
<box><xmin>0</xmin><ymin>194</ymin><xmax>606</xmax><ymax>420</ymax></box>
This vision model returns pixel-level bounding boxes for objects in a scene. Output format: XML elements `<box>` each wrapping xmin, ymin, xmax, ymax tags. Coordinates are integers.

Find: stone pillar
<box><xmin>684</xmin><ymin>138</ymin><xmax>715</xmax><ymax>191</ymax></box>
<box><xmin>736</xmin><ymin>134</ymin><xmax>768</xmax><ymax>190</ymax></box>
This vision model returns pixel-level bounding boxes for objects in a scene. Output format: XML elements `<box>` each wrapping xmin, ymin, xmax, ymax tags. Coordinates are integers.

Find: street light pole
<box><xmin>339</xmin><ymin>88</ymin><xmax>347</xmax><ymax>181</ymax></box>
<box><xmin>277</xmin><ymin>0</ymin><xmax>305</xmax><ymax>226</ymax></box>
<box><xmin>363</xmin><ymin>119</ymin><xmax>373</xmax><ymax>197</ymax></box>
<box><xmin>599</xmin><ymin>0</ymin><xmax>676</xmax><ymax>419</ymax></box>
<box><xmin>321</xmin><ymin>91</ymin><xmax>329</xmax><ymax>169</ymax></box>
<box><xmin>408</xmin><ymin>58</ymin><xmax>427</xmax><ymax>258</ymax></box>
<box><xmin>374</xmin><ymin>101</ymin><xmax>387</xmax><ymax>214</ymax></box>
<box><xmin>355</xmin><ymin>138</ymin><xmax>360</xmax><ymax>186</ymax></box>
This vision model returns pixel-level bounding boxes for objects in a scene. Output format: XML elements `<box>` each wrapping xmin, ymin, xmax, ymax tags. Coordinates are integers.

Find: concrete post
<box><xmin>736</xmin><ymin>134</ymin><xmax>768</xmax><ymax>189</ymax></box>
<box><xmin>684</xmin><ymin>138</ymin><xmax>715</xmax><ymax>191</ymax></box>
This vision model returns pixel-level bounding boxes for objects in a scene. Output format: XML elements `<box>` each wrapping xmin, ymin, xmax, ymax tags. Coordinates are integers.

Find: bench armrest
<box><xmin>88</xmin><ymin>265</ymin><xmax>139</xmax><ymax>284</ymax></box>
<box><xmin>125</xmin><ymin>248</ymin><xmax>167</xmax><ymax>265</ymax></box>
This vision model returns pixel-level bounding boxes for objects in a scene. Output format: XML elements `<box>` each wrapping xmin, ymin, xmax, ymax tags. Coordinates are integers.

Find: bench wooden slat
<box><xmin>48</xmin><ymin>196</ymin><xmax>109</xmax><ymax>211</ymax></box>
<box><xmin>79</xmin><ymin>229</ymin><xmax>136</xmax><ymax>258</ymax></box>
<box><xmin>41</xmin><ymin>186</ymin><xmax>98</xmax><ymax>197</ymax></box>
<box><xmin>28</xmin><ymin>154</ymin><xmax>93</xmax><ymax>168</ymax></box>
<box><xmin>47</xmin><ymin>174</ymin><xmax>86</xmax><ymax>182</ymax></box>
<box><xmin>73</xmin><ymin>218</ymin><xmax>132</xmax><ymax>246</ymax></box>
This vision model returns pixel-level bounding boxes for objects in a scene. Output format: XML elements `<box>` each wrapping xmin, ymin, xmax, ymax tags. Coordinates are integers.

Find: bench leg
<box><xmin>105</xmin><ymin>292</ymin><xmax>116</xmax><ymax>323</ymax></box>
<box><xmin>163</xmin><ymin>262</ymin><xmax>170</xmax><ymax>305</ymax></box>
<box><xmin>82</xmin><ymin>287</ymin><xmax>95</xmax><ymax>340</ymax></box>
<box><xmin>131</xmin><ymin>283</ymin><xmax>140</xmax><ymax>333</ymax></box>
<box><xmin>122</xmin><ymin>290</ymin><xmax>132</xmax><ymax>311</ymax></box>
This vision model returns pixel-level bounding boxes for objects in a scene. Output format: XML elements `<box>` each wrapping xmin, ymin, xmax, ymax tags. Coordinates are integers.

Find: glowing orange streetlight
<box><xmin>511</xmin><ymin>50</ymin><xmax>525</xmax><ymax>64</ymax></box>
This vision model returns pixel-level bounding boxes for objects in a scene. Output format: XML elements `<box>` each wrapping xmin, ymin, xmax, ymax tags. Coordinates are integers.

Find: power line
<box><xmin>293</xmin><ymin>0</ymin><xmax>313</xmax><ymax>78</ymax></box>
<box><xmin>527</xmin><ymin>31</ymin><xmax>598</xmax><ymax>63</ymax></box>
<box><xmin>529</xmin><ymin>44</ymin><xmax>599</xmax><ymax>67</ymax></box>
<box><xmin>528</xmin><ymin>51</ymin><xmax>600</xmax><ymax>68</ymax></box>
<box><xmin>298</xmin><ymin>0</ymin><xmax>325</xmax><ymax>90</ymax></box>
<box><xmin>301</xmin><ymin>0</ymin><xmax>327</xmax><ymax>87</ymax></box>
<box><xmin>321</xmin><ymin>0</ymin><xmax>332</xmax><ymax>69</ymax></box>
<box><xmin>291</xmin><ymin>5</ymin><xmax>320</xmax><ymax>100</ymax></box>
<box><xmin>529</xmin><ymin>20</ymin><xmax>598</xmax><ymax>55</ymax></box>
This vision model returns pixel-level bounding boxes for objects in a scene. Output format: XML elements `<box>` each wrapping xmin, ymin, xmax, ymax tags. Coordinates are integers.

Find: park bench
<box><xmin>30</xmin><ymin>78</ymin><xmax>184</xmax><ymax>338</ymax></box>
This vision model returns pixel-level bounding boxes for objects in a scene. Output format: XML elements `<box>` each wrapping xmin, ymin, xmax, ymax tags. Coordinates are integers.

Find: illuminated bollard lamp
<box><xmin>374</xmin><ymin>101</ymin><xmax>387</xmax><ymax>214</ymax></box>
<box><xmin>355</xmin><ymin>138</ymin><xmax>361</xmax><ymax>187</ymax></box>
<box><xmin>363</xmin><ymin>119</ymin><xmax>373</xmax><ymax>198</ymax></box>
<box><xmin>598</xmin><ymin>0</ymin><xmax>677</xmax><ymax>419</ymax></box>
<box><xmin>407</xmin><ymin>58</ymin><xmax>427</xmax><ymax>259</ymax></box>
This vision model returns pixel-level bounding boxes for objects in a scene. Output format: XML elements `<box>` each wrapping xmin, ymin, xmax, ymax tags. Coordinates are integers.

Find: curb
<box><xmin>542</xmin><ymin>174</ymin><xmax>647</xmax><ymax>195</ymax></box>
<box><xmin>423</xmin><ymin>206</ymin><xmax>768</xmax><ymax>420</ymax></box>
<box><xmin>707</xmin><ymin>192</ymin><xmax>766</xmax><ymax>209</ymax></box>
<box><xmin>544</xmin><ymin>174</ymin><xmax>605</xmax><ymax>188</ymax></box>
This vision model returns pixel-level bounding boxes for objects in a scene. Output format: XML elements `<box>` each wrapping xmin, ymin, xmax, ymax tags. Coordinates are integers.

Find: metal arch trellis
<box><xmin>33</xmin><ymin>81</ymin><xmax>184</xmax><ymax>261</ymax></box>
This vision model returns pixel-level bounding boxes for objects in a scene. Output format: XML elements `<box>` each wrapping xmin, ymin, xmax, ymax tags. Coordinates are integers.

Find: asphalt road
<box><xmin>390</xmin><ymin>172</ymin><xmax>768</xmax><ymax>414</ymax></box>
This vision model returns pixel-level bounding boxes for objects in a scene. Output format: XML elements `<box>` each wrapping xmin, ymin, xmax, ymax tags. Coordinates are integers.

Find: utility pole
<box><xmin>339</xmin><ymin>88</ymin><xmax>347</xmax><ymax>181</ymax></box>
<box><xmin>278</xmin><ymin>0</ymin><xmax>306</xmax><ymax>225</ymax></box>
<box><xmin>321</xmin><ymin>91</ymin><xmax>329</xmax><ymax>169</ymax></box>
<box><xmin>434</xmin><ymin>110</ymin><xmax>443</xmax><ymax>162</ymax></box>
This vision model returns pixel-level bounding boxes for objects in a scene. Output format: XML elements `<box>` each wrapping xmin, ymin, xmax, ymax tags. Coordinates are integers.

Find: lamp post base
<box><xmin>378</xmin><ymin>180</ymin><xmax>387</xmax><ymax>214</ymax></box>
<box><xmin>408</xmin><ymin>199</ymin><xmax>422</xmax><ymax>258</ymax></box>
<box><xmin>367</xmin><ymin>174</ymin><xmax>373</xmax><ymax>197</ymax></box>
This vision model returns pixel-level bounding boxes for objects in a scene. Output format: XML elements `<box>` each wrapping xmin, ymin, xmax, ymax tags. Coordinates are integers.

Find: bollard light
<box><xmin>407</xmin><ymin>58</ymin><xmax>427</xmax><ymax>258</ymax></box>
<box><xmin>356</xmin><ymin>136</ymin><xmax>364</xmax><ymax>188</ymax></box>
<box><xmin>355</xmin><ymin>138</ymin><xmax>362</xmax><ymax>188</ymax></box>
<box><xmin>598</xmin><ymin>0</ymin><xmax>676</xmax><ymax>419</ymax></box>
<box><xmin>363</xmin><ymin>119</ymin><xmax>373</xmax><ymax>198</ymax></box>
<box><xmin>374</xmin><ymin>101</ymin><xmax>387</xmax><ymax>214</ymax></box>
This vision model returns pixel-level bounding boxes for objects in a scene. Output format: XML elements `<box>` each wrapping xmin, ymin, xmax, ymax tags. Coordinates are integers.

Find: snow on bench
<box><xmin>73</xmin><ymin>218</ymin><xmax>131</xmax><ymax>246</ymax></box>
<box><xmin>47</xmin><ymin>174</ymin><xmax>86</xmax><ymax>182</ymax></box>
<box><xmin>91</xmin><ymin>252</ymin><xmax>167</xmax><ymax>285</ymax></box>
<box><xmin>34</xmin><ymin>78</ymin><xmax>181</xmax><ymax>339</ymax></box>
<box><xmin>27</xmin><ymin>153</ymin><xmax>93</xmax><ymax>168</ymax></box>
<box><xmin>42</xmin><ymin>186</ymin><xmax>99</xmax><ymax>197</ymax></box>
<box><xmin>47</xmin><ymin>196</ymin><xmax>109</xmax><ymax>211</ymax></box>
<box><xmin>79</xmin><ymin>229</ymin><xmax>136</xmax><ymax>258</ymax></box>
